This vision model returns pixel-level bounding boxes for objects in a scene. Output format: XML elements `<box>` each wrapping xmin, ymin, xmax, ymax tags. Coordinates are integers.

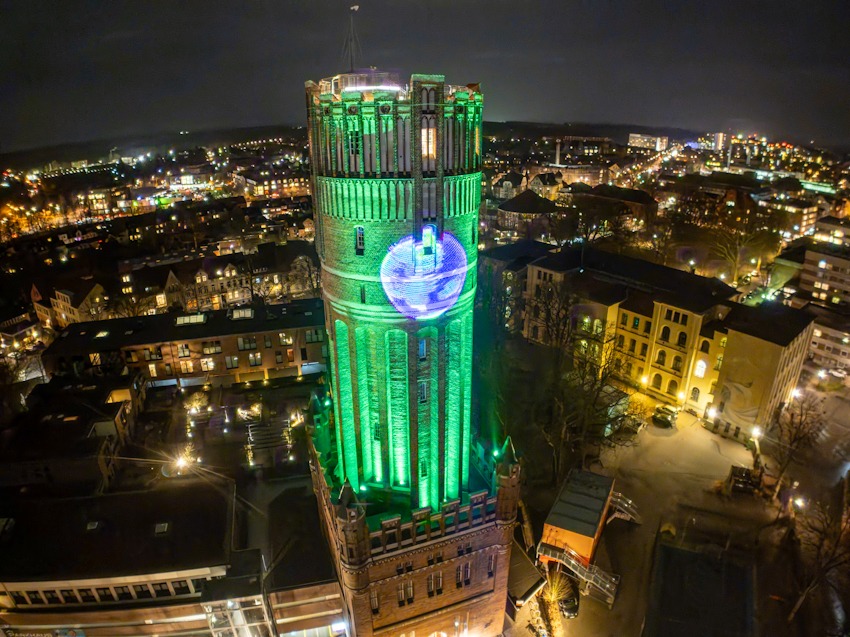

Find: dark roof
<box><xmin>805</xmin><ymin>240</ymin><xmax>850</xmax><ymax>262</ymax></box>
<box><xmin>816</xmin><ymin>215</ymin><xmax>850</xmax><ymax>228</ymax></box>
<box><xmin>496</xmin><ymin>171</ymin><xmax>524</xmax><ymax>187</ymax></box>
<box><xmin>0</xmin><ymin>378</ymin><xmax>134</xmax><ymax>462</ymax></box>
<box><xmin>588</xmin><ymin>184</ymin><xmax>657</xmax><ymax>206</ymax></box>
<box><xmin>507</xmin><ymin>540</ymin><xmax>546</xmax><ymax>603</ymax></box>
<box><xmin>567</xmin><ymin>271</ymin><xmax>628</xmax><ymax>307</ymax></box>
<box><xmin>545</xmin><ymin>470</ymin><xmax>613</xmax><ymax>539</ymax></box>
<box><xmin>266</xmin><ymin>484</ymin><xmax>337</xmax><ymax>591</ymax></box>
<box><xmin>532</xmin><ymin>247</ymin><xmax>737</xmax><ymax>312</ymax></box>
<box><xmin>44</xmin><ymin>298</ymin><xmax>324</xmax><ymax>359</ymax></box>
<box><xmin>775</xmin><ymin>240</ymin><xmax>809</xmax><ymax>265</ymax></box>
<box><xmin>0</xmin><ymin>482</ymin><xmax>231</xmax><ymax>581</ymax></box>
<box><xmin>722</xmin><ymin>302</ymin><xmax>813</xmax><ymax>346</ymax></box>
<box><xmin>498</xmin><ymin>189</ymin><xmax>558</xmax><ymax>215</ymax></box>
<box><xmin>533</xmin><ymin>172</ymin><xmax>560</xmax><ymax>186</ymax></box>
<box><xmin>480</xmin><ymin>239</ymin><xmax>554</xmax><ymax>265</ymax></box>
<box><xmin>620</xmin><ymin>288</ymin><xmax>656</xmax><ymax>317</ymax></box>
<box><xmin>54</xmin><ymin>276</ymin><xmax>102</xmax><ymax>301</ymax></box>
<box><xmin>803</xmin><ymin>303</ymin><xmax>850</xmax><ymax>333</ymax></box>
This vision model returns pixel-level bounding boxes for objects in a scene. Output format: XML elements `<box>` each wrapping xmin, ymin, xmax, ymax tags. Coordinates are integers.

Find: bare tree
<box><xmin>712</xmin><ymin>228</ymin><xmax>764</xmax><ymax>284</ymax></box>
<box><xmin>106</xmin><ymin>294</ymin><xmax>156</xmax><ymax>318</ymax></box>
<box><xmin>526</xmin><ymin>278</ymin><xmax>640</xmax><ymax>480</ymax></box>
<box><xmin>646</xmin><ymin>215</ymin><xmax>679</xmax><ymax>265</ymax></box>
<box><xmin>769</xmin><ymin>393</ymin><xmax>826</xmax><ymax>499</ymax></box>
<box><xmin>288</xmin><ymin>256</ymin><xmax>321</xmax><ymax>298</ymax></box>
<box><xmin>787</xmin><ymin>501</ymin><xmax>850</xmax><ymax>623</ymax></box>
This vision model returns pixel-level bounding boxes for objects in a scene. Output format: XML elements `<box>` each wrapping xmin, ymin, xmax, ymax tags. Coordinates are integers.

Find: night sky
<box><xmin>2</xmin><ymin>0</ymin><xmax>849</xmax><ymax>153</ymax></box>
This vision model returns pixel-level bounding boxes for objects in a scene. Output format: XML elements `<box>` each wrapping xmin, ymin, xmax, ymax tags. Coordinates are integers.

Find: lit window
<box><xmin>418</xmin><ymin>338</ymin><xmax>427</xmax><ymax>361</ymax></box>
<box><xmin>232</xmin><ymin>308</ymin><xmax>254</xmax><ymax>320</ymax></box>
<box><xmin>148</xmin><ymin>363</ymin><xmax>157</xmax><ymax>378</ymax></box>
<box><xmin>95</xmin><ymin>330</ymin><xmax>109</xmax><ymax>338</ymax></box>
<box><xmin>176</xmin><ymin>314</ymin><xmax>206</xmax><ymax>326</ymax></box>
<box><xmin>249</xmin><ymin>352</ymin><xmax>262</xmax><ymax>367</ymax></box>
<box><xmin>694</xmin><ymin>360</ymin><xmax>707</xmax><ymax>378</ymax></box>
<box><xmin>200</xmin><ymin>358</ymin><xmax>215</xmax><ymax>371</ymax></box>
<box><xmin>421</xmin><ymin>126</ymin><xmax>436</xmax><ymax>159</ymax></box>
<box><xmin>179</xmin><ymin>360</ymin><xmax>193</xmax><ymax>374</ymax></box>
<box><xmin>89</xmin><ymin>353</ymin><xmax>101</xmax><ymax>365</ymax></box>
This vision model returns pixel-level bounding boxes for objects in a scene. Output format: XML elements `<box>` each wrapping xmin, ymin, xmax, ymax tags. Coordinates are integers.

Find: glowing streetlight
<box><xmin>707</xmin><ymin>407</ymin><xmax>717</xmax><ymax>419</ymax></box>
<box><xmin>752</xmin><ymin>426</ymin><xmax>762</xmax><ymax>439</ymax></box>
<box><xmin>792</xmin><ymin>388</ymin><xmax>801</xmax><ymax>399</ymax></box>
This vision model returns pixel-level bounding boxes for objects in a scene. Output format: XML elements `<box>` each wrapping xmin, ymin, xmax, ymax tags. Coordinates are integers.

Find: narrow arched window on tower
<box><xmin>355</xmin><ymin>226</ymin><xmax>365</xmax><ymax>256</ymax></box>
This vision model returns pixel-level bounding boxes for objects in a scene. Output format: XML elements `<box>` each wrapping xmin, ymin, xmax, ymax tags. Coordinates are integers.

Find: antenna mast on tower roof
<box><xmin>341</xmin><ymin>5</ymin><xmax>363</xmax><ymax>72</ymax></box>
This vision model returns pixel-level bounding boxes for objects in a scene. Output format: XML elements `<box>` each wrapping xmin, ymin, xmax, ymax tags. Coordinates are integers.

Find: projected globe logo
<box><xmin>380</xmin><ymin>227</ymin><xmax>467</xmax><ymax>320</ymax></box>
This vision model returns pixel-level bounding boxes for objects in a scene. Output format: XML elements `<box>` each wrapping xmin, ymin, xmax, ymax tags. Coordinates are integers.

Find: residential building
<box><xmin>521</xmin><ymin>246</ymin><xmax>813</xmax><ymax>441</ymax></box>
<box><xmin>528</xmin><ymin>172</ymin><xmax>561</xmax><ymax>200</ymax></box>
<box><xmin>756</xmin><ymin>196</ymin><xmax>819</xmax><ymax>238</ymax></box>
<box><xmin>0</xmin><ymin>376</ymin><xmax>145</xmax><ymax>494</ymax></box>
<box><xmin>41</xmin><ymin>298</ymin><xmax>327</xmax><ymax>386</ymax></box>
<box><xmin>558</xmin><ymin>164</ymin><xmax>608</xmax><ymax>187</ymax></box>
<box><xmin>32</xmin><ymin>277</ymin><xmax>107</xmax><ymax>329</ymax></box>
<box><xmin>812</xmin><ymin>215</ymin><xmax>850</xmax><ymax>246</ymax></box>
<box><xmin>799</xmin><ymin>303</ymin><xmax>850</xmax><ymax>371</ymax></box>
<box><xmin>233</xmin><ymin>168</ymin><xmax>310</xmax><ymax>197</ymax></box>
<box><xmin>115</xmin><ymin>241</ymin><xmax>320</xmax><ymax>314</ymax></box>
<box><xmin>799</xmin><ymin>242</ymin><xmax>850</xmax><ymax>308</ymax></box>
<box><xmin>493</xmin><ymin>171</ymin><xmax>526</xmax><ymax>200</ymax></box>
<box><xmin>628</xmin><ymin>133</ymin><xmax>668</xmax><ymax>151</ymax></box>
<box><xmin>306</xmin><ymin>69</ymin><xmax>518</xmax><ymax>637</ymax></box>
<box><xmin>705</xmin><ymin>303</ymin><xmax>813</xmax><ymax>439</ymax></box>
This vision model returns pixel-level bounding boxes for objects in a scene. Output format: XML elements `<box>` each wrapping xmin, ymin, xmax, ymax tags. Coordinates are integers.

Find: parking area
<box><xmin>522</xmin><ymin>414</ymin><xmax>792</xmax><ymax>637</ymax></box>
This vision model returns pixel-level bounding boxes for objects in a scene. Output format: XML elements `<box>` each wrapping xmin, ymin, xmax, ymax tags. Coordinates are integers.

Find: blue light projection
<box><xmin>380</xmin><ymin>227</ymin><xmax>467</xmax><ymax>320</ymax></box>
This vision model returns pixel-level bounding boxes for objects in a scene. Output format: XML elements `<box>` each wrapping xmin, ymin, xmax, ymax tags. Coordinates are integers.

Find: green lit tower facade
<box><xmin>306</xmin><ymin>71</ymin><xmax>483</xmax><ymax>510</ymax></box>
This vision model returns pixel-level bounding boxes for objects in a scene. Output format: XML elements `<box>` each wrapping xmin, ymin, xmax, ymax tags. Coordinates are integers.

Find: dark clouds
<box><xmin>1</xmin><ymin>0</ymin><xmax>849</xmax><ymax>152</ymax></box>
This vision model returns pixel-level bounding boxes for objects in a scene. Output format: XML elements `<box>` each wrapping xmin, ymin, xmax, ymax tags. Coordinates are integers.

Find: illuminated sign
<box><xmin>380</xmin><ymin>227</ymin><xmax>467</xmax><ymax>320</ymax></box>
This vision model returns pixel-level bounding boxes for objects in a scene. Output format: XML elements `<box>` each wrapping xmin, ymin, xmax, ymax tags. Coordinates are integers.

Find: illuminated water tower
<box><xmin>306</xmin><ymin>69</ymin><xmax>483</xmax><ymax>509</ymax></box>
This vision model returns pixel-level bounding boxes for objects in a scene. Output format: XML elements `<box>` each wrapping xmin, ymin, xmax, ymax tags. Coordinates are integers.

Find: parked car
<box><xmin>558</xmin><ymin>595</ymin><xmax>579</xmax><ymax>619</ymax></box>
<box><xmin>829</xmin><ymin>369</ymin><xmax>847</xmax><ymax>379</ymax></box>
<box><xmin>651</xmin><ymin>405</ymin><xmax>678</xmax><ymax>428</ymax></box>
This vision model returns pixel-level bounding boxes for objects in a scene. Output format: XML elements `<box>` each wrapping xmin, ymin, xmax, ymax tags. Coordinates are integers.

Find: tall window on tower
<box><xmin>355</xmin><ymin>226</ymin><xmax>365</xmax><ymax>256</ymax></box>
<box><xmin>421</xmin><ymin>125</ymin><xmax>436</xmax><ymax>160</ymax></box>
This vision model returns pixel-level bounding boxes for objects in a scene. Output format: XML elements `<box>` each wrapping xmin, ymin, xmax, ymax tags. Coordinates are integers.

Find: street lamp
<box><xmin>751</xmin><ymin>426</ymin><xmax>763</xmax><ymax>470</ymax></box>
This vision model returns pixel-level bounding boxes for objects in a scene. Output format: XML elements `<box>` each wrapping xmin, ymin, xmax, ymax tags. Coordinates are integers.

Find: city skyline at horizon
<box><xmin>2</xmin><ymin>0</ymin><xmax>849</xmax><ymax>153</ymax></box>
